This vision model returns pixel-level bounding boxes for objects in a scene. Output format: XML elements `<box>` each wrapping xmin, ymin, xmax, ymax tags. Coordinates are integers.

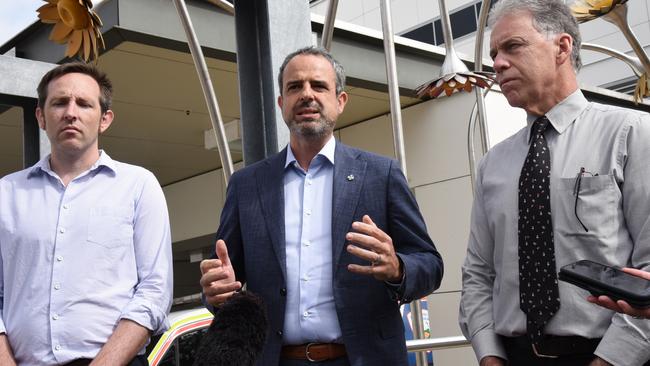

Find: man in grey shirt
<box><xmin>459</xmin><ymin>0</ymin><xmax>650</xmax><ymax>365</ymax></box>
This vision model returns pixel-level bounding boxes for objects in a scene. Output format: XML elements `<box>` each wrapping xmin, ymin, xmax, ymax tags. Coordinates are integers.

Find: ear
<box><xmin>556</xmin><ymin>33</ymin><xmax>573</xmax><ymax>66</ymax></box>
<box><xmin>36</xmin><ymin>108</ymin><xmax>46</xmax><ymax>130</ymax></box>
<box><xmin>277</xmin><ymin>95</ymin><xmax>283</xmax><ymax>109</ymax></box>
<box><xmin>336</xmin><ymin>91</ymin><xmax>348</xmax><ymax>114</ymax></box>
<box><xmin>98</xmin><ymin>110</ymin><xmax>114</xmax><ymax>134</ymax></box>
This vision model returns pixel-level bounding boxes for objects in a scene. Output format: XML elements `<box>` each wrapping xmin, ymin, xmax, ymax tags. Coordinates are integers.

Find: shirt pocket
<box><xmin>87</xmin><ymin>206</ymin><xmax>134</xmax><ymax>248</ymax></box>
<box><xmin>555</xmin><ymin>174</ymin><xmax>618</xmax><ymax>238</ymax></box>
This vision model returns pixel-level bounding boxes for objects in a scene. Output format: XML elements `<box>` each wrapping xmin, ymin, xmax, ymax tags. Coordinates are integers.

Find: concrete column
<box><xmin>234</xmin><ymin>0</ymin><xmax>313</xmax><ymax>164</ymax></box>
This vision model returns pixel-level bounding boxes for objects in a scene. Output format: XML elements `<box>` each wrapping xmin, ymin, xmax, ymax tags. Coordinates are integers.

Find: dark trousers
<box><xmin>502</xmin><ymin>336</ymin><xmax>650</xmax><ymax>366</ymax></box>
<box><xmin>279</xmin><ymin>357</ymin><xmax>350</xmax><ymax>366</ymax></box>
<box><xmin>64</xmin><ymin>354</ymin><xmax>148</xmax><ymax>366</ymax></box>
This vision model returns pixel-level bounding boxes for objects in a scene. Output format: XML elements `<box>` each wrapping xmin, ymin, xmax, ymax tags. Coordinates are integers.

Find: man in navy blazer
<box><xmin>200</xmin><ymin>46</ymin><xmax>443</xmax><ymax>366</ymax></box>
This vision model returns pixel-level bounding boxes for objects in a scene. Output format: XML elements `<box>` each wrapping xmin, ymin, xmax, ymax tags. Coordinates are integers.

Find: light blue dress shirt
<box><xmin>0</xmin><ymin>151</ymin><xmax>173</xmax><ymax>366</ymax></box>
<box><xmin>282</xmin><ymin>136</ymin><xmax>342</xmax><ymax>344</ymax></box>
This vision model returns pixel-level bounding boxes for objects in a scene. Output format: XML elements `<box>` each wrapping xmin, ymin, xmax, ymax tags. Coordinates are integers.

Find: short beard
<box><xmin>287</xmin><ymin>117</ymin><xmax>335</xmax><ymax>140</ymax></box>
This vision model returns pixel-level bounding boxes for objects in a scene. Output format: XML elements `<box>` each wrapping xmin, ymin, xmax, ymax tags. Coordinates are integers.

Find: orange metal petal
<box><xmin>66</xmin><ymin>29</ymin><xmax>83</xmax><ymax>58</ymax></box>
<box><xmin>49</xmin><ymin>21</ymin><xmax>73</xmax><ymax>43</ymax></box>
<box><xmin>82</xmin><ymin>28</ymin><xmax>91</xmax><ymax>61</ymax></box>
<box><xmin>90</xmin><ymin>27</ymin><xmax>98</xmax><ymax>60</ymax></box>
<box><xmin>37</xmin><ymin>4</ymin><xmax>60</xmax><ymax>21</ymax></box>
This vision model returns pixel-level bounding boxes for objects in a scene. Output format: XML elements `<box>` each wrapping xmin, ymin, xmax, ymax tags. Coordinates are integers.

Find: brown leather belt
<box><xmin>281</xmin><ymin>343</ymin><xmax>347</xmax><ymax>362</ymax></box>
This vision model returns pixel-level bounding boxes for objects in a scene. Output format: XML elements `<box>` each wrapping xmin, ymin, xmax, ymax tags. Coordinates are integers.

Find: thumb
<box><xmin>215</xmin><ymin>239</ymin><xmax>231</xmax><ymax>267</ymax></box>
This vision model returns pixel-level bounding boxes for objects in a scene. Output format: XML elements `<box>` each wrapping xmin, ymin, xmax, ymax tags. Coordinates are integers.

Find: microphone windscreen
<box><xmin>194</xmin><ymin>291</ymin><xmax>268</xmax><ymax>366</ymax></box>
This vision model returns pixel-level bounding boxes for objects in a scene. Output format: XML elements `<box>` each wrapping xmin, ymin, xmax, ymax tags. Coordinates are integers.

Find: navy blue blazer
<box><xmin>213</xmin><ymin>142</ymin><xmax>443</xmax><ymax>366</ymax></box>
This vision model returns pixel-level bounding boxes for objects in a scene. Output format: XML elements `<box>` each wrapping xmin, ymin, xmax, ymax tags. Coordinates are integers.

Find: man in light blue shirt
<box><xmin>200</xmin><ymin>47</ymin><xmax>443</xmax><ymax>366</ymax></box>
<box><xmin>0</xmin><ymin>63</ymin><xmax>173</xmax><ymax>366</ymax></box>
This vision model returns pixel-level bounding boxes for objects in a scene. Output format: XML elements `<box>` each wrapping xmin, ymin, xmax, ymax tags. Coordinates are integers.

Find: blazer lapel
<box><xmin>332</xmin><ymin>143</ymin><xmax>367</xmax><ymax>273</ymax></box>
<box><xmin>256</xmin><ymin>148</ymin><xmax>287</xmax><ymax>282</ymax></box>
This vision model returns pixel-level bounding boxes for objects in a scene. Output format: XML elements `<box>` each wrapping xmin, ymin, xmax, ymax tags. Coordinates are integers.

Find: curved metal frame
<box><xmin>468</xmin><ymin>0</ymin><xmax>493</xmax><ymax>190</ymax></box>
<box><xmin>171</xmin><ymin>0</ymin><xmax>234</xmax><ymax>184</ymax></box>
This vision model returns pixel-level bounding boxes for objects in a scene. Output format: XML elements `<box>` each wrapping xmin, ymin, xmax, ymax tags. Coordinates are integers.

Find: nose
<box><xmin>299</xmin><ymin>84</ymin><xmax>314</xmax><ymax>101</ymax></box>
<box><xmin>492</xmin><ymin>53</ymin><xmax>509</xmax><ymax>74</ymax></box>
<box><xmin>62</xmin><ymin>101</ymin><xmax>78</xmax><ymax>122</ymax></box>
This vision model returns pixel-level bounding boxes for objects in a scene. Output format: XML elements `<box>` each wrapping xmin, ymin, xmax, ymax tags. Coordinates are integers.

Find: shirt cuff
<box><xmin>120</xmin><ymin>298</ymin><xmax>169</xmax><ymax>336</ymax></box>
<box><xmin>0</xmin><ymin>317</ymin><xmax>5</xmax><ymax>334</ymax></box>
<box><xmin>384</xmin><ymin>256</ymin><xmax>407</xmax><ymax>302</ymax></box>
<box><xmin>470</xmin><ymin>328</ymin><xmax>508</xmax><ymax>363</ymax></box>
<box><xmin>595</xmin><ymin>317</ymin><xmax>650</xmax><ymax>366</ymax></box>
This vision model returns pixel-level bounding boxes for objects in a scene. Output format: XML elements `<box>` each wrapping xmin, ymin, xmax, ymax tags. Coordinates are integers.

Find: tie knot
<box><xmin>533</xmin><ymin>116</ymin><xmax>550</xmax><ymax>136</ymax></box>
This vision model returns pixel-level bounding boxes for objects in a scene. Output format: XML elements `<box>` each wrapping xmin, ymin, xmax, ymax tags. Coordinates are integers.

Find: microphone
<box><xmin>194</xmin><ymin>291</ymin><xmax>268</xmax><ymax>366</ymax></box>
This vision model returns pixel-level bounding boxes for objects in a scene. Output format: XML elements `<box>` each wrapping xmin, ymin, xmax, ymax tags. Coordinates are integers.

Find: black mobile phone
<box><xmin>558</xmin><ymin>260</ymin><xmax>650</xmax><ymax>308</ymax></box>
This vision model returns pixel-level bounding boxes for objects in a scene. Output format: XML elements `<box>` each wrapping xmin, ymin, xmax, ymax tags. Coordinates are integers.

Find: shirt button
<box><xmin>303</xmin><ymin>311</ymin><xmax>309</xmax><ymax>317</ymax></box>
<box><xmin>55</xmin><ymin>345</ymin><xmax>62</xmax><ymax>351</ymax></box>
<box><xmin>59</xmin><ymin>228</ymin><xmax>65</xmax><ymax>234</ymax></box>
<box><xmin>54</xmin><ymin>283</ymin><xmax>61</xmax><ymax>290</ymax></box>
<box><xmin>280</xmin><ymin>288</ymin><xmax>287</xmax><ymax>296</ymax></box>
<box><xmin>303</xmin><ymin>240</ymin><xmax>311</xmax><ymax>247</ymax></box>
<box><xmin>62</xmin><ymin>204</ymin><xmax>69</xmax><ymax>210</ymax></box>
<box><xmin>56</xmin><ymin>256</ymin><xmax>63</xmax><ymax>262</ymax></box>
<box><xmin>52</xmin><ymin>314</ymin><xmax>59</xmax><ymax>320</ymax></box>
<box><xmin>305</xmin><ymin>209</ymin><xmax>311</xmax><ymax>216</ymax></box>
<box><xmin>307</xmin><ymin>180</ymin><xmax>312</xmax><ymax>185</ymax></box>
<box><xmin>276</xmin><ymin>330</ymin><xmax>283</xmax><ymax>336</ymax></box>
<box><xmin>301</xmin><ymin>276</ymin><xmax>309</xmax><ymax>281</ymax></box>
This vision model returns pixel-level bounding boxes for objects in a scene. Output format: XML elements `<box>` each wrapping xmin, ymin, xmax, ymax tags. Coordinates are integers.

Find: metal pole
<box><xmin>321</xmin><ymin>0</ymin><xmax>339</xmax><ymax>51</ymax></box>
<box><xmin>601</xmin><ymin>3</ymin><xmax>650</xmax><ymax>76</ymax></box>
<box><xmin>171</xmin><ymin>0</ymin><xmax>234</xmax><ymax>184</ymax></box>
<box><xmin>469</xmin><ymin>0</ymin><xmax>493</xmax><ymax>191</ymax></box>
<box><xmin>379</xmin><ymin>0</ymin><xmax>408</xmax><ymax>177</ymax></box>
<box><xmin>379</xmin><ymin>3</ymin><xmax>424</xmax><ymax>365</ymax></box>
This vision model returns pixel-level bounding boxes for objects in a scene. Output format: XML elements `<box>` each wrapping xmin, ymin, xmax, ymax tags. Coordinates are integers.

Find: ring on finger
<box><xmin>371</xmin><ymin>253</ymin><xmax>381</xmax><ymax>266</ymax></box>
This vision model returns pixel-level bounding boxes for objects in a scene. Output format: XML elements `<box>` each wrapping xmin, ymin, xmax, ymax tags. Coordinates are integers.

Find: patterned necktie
<box><xmin>518</xmin><ymin>116</ymin><xmax>560</xmax><ymax>344</ymax></box>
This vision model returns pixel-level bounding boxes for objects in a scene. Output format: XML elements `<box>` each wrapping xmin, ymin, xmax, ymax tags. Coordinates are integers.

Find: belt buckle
<box><xmin>305</xmin><ymin>342</ymin><xmax>324</xmax><ymax>363</ymax></box>
<box><xmin>532</xmin><ymin>343</ymin><xmax>559</xmax><ymax>359</ymax></box>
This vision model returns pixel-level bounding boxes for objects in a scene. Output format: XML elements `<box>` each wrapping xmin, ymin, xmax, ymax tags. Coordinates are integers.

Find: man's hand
<box><xmin>89</xmin><ymin>320</ymin><xmax>149</xmax><ymax>366</ymax></box>
<box><xmin>200</xmin><ymin>240</ymin><xmax>241</xmax><ymax>307</ymax></box>
<box><xmin>0</xmin><ymin>334</ymin><xmax>17</xmax><ymax>366</ymax></box>
<box><xmin>588</xmin><ymin>356</ymin><xmax>613</xmax><ymax>366</ymax></box>
<box><xmin>346</xmin><ymin>215</ymin><xmax>402</xmax><ymax>282</ymax></box>
<box><xmin>587</xmin><ymin>268</ymin><xmax>650</xmax><ymax>319</ymax></box>
<box><xmin>479</xmin><ymin>356</ymin><xmax>505</xmax><ymax>366</ymax></box>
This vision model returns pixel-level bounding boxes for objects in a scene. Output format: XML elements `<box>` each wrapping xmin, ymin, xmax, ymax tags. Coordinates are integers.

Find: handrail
<box><xmin>406</xmin><ymin>335</ymin><xmax>470</xmax><ymax>352</ymax></box>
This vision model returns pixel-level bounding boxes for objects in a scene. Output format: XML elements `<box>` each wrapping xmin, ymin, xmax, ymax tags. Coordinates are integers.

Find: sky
<box><xmin>0</xmin><ymin>0</ymin><xmax>106</xmax><ymax>48</ymax></box>
<box><xmin>0</xmin><ymin>0</ymin><xmax>43</xmax><ymax>47</ymax></box>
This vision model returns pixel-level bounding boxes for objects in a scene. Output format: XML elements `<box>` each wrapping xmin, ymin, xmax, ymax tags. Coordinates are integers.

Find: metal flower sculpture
<box><xmin>571</xmin><ymin>0</ymin><xmax>628</xmax><ymax>23</ymax></box>
<box><xmin>416</xmin><ymin>0</ymin><xmax>496</xmax><ymax>99</ymax></box>
<box><xmin>37</xmin><ymin>0</ymin><xmax>104</xmax><ymax>62</ymax></box>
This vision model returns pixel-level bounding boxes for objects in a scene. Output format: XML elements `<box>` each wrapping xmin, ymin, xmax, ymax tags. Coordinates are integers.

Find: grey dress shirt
<box><xmin>459</xmin><ymin>90</ymin><xmax>650</xmax><ymax>366</ymax></box>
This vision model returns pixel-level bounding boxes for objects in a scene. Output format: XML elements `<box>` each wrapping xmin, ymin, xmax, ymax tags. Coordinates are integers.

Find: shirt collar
<box><xmin>28</xmin><ymin>150</ymin><xmax>117</xmax><ymax>178</ymax></box>
<box><xmin>525</xmin><ymin>89</ymin><xmax>588</xmax><ymax>142</ymax></box>
<box><xmin>284</xmin><ymin>135</ymin><xmax>336</xmax><ymax>169</ymax></box>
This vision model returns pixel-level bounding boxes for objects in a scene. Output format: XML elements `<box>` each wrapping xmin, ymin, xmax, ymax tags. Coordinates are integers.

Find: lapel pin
<box><xmin>347</xmin><ymin>174</ymin><xmax>355</xmax><ymax>181</ymax></box>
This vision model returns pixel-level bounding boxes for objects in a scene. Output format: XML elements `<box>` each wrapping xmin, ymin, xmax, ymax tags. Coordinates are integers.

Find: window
<box><xmin>399</xmin><ymin>0</ymin><xmax>488</xmax><ymax>47</ymax></box>
<box><xmin>401</xmin><ymin>23</ymin><xmax>435</xmax><ymax>45</ymax></box>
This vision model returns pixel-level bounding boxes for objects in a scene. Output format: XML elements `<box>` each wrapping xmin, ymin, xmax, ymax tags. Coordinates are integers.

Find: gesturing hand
<box><xmin>199</xmin><ymin>240</ymin><xmax>242</xmax><ymax>306</ymax></box>
<box><xmin>346</xmin><ymin>215</ymin><xmax>403</xmax><ymax>282</ymax></box>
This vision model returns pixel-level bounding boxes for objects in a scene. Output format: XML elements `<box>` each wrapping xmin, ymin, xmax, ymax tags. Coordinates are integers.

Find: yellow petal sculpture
<box><xmin>416</xmin><ymin>71</ymin><xmax>496</xmax><ymax>99</ymax></box>
<box><xmin>570</xmin><ymin>0</ymin><xmax>628</xmax><ymax>23</ymax></box>
<box><xmin>634</xmin><ymin>73</ymin><xmax>650</xmax><ymax>103</ymax></box>
<box><xmin>37</xmin><ymin>0</ymin><xmax>104</xmax><ymax>62</ymax></box>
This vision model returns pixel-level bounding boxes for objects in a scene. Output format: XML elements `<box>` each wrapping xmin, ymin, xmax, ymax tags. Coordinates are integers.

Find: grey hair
<box><xmin>488</xmin><ymin>0</ymin><xmax>582</xmax><ymax>71</ymax></box>
<box><xmin>277</xmin><ymin>46</ymin><xmax>346</xmax><ymax>95</ymax></box>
